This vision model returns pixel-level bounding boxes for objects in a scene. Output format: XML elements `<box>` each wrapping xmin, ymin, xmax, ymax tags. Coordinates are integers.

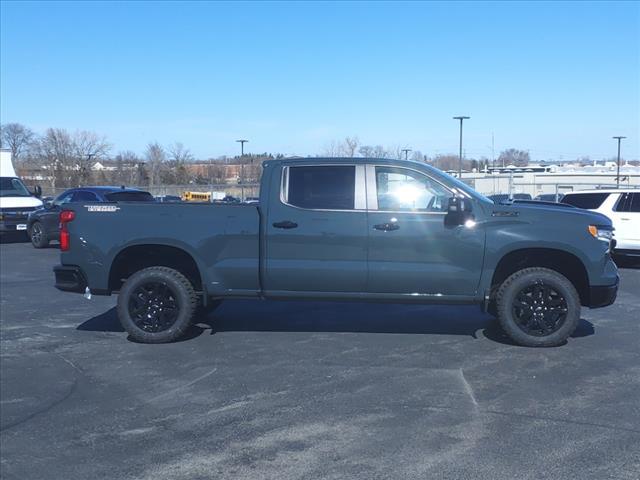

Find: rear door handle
<box><xmin>373</xmin><ymin>222</ymin><xmax>400</xmax><ymax>231</ymax></box>
<box><xmin>273</xmin><ymin>220</ymin><xmax>298</xmax><ymax>229</ymax></box>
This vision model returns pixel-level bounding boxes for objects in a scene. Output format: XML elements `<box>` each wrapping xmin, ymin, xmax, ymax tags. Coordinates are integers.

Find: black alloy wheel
<box><xmin>512</xmin><ymin>281</ymin><xmax>568</xmax><ymax>336</ymax></box>
<box><xmin>128</xmin><ymin>281</ymin><xmax>180</xmax><ymax>333</ymax></box>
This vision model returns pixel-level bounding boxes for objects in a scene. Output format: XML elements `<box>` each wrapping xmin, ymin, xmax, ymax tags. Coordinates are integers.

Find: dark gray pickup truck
<box><xmin>54</xmin><ymin>158</ymin><xmax>619</xmax><ymax>347</ymax></box>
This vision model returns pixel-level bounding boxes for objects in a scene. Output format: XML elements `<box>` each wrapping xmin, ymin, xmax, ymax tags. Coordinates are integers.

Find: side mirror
<box><xmin>33</xmin><ymin>185</ymin><xmax>42</xmax><ymax>198</ymax></box>
<box><xmin>445</xmin><ymin>196</ymin><xmax>474</xmax><ymax>227</ymax></box>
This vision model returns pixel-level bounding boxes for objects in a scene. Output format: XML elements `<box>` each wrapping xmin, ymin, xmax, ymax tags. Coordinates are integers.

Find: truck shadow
<box><xmin>77</xmin><ymin>301</ymin><xmax>594</xmax><ymax>346</ymax></box>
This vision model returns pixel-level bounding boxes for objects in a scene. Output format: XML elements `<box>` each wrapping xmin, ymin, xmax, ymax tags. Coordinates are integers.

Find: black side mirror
<box><xmin>33</xmin><ymin>185</ymin><xmax>42</xmax><ymax>198</ymax></box>
<box><xmin>445</xmin><ymin>196</ymin><xmax>474</xmax><ymax>227</ymax></box>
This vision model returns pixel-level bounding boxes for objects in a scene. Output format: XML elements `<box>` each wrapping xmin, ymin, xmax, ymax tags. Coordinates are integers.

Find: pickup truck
<box><xmin>54</xmin><ymin>158</ymin><xmax>619</xmax><ymax>347</ymax></box>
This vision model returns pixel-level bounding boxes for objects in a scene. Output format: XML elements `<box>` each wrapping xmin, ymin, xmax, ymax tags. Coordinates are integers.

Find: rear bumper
<box><xmin>589</xmin><ymin>276</ymin><xmax>619</xmax><ymax>308</ymax></box>
<box><xmin>54</xmin><ymin>265</ymin><xmax>87</xmax><ymax>293</ymax></box>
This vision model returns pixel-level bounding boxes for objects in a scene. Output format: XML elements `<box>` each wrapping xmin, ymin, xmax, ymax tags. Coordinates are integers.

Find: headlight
<box><xmin>588</xmin><ymin>225</ymin><xmax>613</xmax><ymax>242</ymax></box>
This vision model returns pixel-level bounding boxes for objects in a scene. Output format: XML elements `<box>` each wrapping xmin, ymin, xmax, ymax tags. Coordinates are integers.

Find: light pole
<box><xmin>401</xmin><ymin>148</ymin><xmax>412</xmax><ymax>160</ymax></box>
<box><xmin>236</xmin><ymin>139</ymin><xmax>248</xmax><ymax>200</ymax></box>
<box><xmin>453</xmin><ymin>116</ymin><xmax>470</xmax><ymax>178</ymax></box>
<box><xmin>612</xmin><ymin>136</ymin><xmax>626</xmax><ymax>188</ymax></box>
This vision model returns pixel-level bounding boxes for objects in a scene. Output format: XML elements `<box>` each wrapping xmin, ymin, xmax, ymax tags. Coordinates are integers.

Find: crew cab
<box><xmin>54</xmin><ymin>158</ymin><xmax>619</xmax><ymax>347</ymax></box>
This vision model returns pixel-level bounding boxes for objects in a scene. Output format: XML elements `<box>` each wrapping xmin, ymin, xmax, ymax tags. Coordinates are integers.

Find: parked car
<box><xmin>155</xmin><ymin>195</ymin><xmax>182</xmax><ymax>203</ymax></box>
<box><xmin>534</xmin><ymin>193</ymin><xmax>564</xmax><ymax>202</ymax></box>
<box><xmin>54</xmin><ymin>158</ymin><xmax>618</xmax><ymax>347</ymax></box>
<box><xmin>27</xmin><ymin>186</ymin><xmax>154</xmax><ymax>248</ymax></box>
<box><xmin>487</xmin><ymin>193</ymin><xmax>532</xmax><ymax>203</ymax></box>
<box><xmin>561</xmin><ymin>189</ymin><xmax>640</xmax><ymax>256</ymax></box>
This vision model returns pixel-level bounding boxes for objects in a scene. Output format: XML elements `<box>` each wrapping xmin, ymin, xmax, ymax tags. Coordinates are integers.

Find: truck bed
<box><xmin>61</xmin><ymin>202</ymin><xmax>261</xmax><ymax>296</ymax></box>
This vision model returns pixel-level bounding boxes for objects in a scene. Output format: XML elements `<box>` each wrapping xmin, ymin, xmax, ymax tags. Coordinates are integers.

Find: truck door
<box><xmin>365</xmin><ymin>165</ymin><xmax>485</xmax><ymax>297</ymax></box>
<box><xmin>264</xmin><ymin>164</ymin><xmax>368</xmax><ymax>293</ymax></box>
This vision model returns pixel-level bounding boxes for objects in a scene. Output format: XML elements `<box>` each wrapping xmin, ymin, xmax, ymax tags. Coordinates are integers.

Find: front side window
<box><xmin>285</xmin><ymin>165</ymin><xmax>355</xmax><ymax>210</ymax></box>
<box><xmin>54</xmin><ymin>191</ymin><xmax>74</xmax><ymax>206</ymax></box>
<box><xmin>375</xmin><ymin>167</ymin><xmax>451</xmax><ymax>212</ymax></box>
<box><xmin>71</xmin><ymin>191</ymin><xmax>99</xmax><ymax>202</ymax></box>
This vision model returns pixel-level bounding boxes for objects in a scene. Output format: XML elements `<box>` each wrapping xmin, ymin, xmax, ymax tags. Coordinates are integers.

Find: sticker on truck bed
<box><xmin>85</xmin><ymin>205</ymin><xmax>120</xmax><ymax>212</ymax></box>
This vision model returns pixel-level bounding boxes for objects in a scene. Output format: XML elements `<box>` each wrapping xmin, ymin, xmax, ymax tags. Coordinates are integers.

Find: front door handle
<box><xmin>273</xmin><ymin>220</ymin><xmax>298</xmax><ymax>229</ymax></box>
<box><xmin>373</xmin><ymin>222</ymin><xmax>400</xmax><ymax>231</ymax></box>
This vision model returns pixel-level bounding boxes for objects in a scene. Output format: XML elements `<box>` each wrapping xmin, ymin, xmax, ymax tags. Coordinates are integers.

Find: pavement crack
<box><xmin>458</xmin><ymin>368</ymin><xmax>479</xmax><ymax>407</ymax></box>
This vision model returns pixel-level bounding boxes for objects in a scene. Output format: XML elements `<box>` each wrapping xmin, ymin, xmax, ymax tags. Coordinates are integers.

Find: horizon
<box><xmin>1</xmin><ymin>1</ymin><xmax>639</xmax><ymax>161</ymax></box>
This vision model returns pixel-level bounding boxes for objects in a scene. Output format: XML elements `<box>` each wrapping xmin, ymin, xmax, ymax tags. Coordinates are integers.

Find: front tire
<box><xmin>117</xmin><ymin>266</ymin><xmax>197</xmax><ymax>343</ymax></box>
<box><xmin>30</xmin><ymin>221</ymin><xmax>49</xmax><ymax>248</ymax></box>
<box><xmin>496</xmin><ymin>267</ymin><xmax>580</xmax><ymax>347</ymax></box>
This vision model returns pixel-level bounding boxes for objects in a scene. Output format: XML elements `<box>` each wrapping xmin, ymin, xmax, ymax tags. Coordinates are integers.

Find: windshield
<box><xmin>0</xmin><ymin>177</ymin><xmax>32</xmax><ymax>197</ymax></box>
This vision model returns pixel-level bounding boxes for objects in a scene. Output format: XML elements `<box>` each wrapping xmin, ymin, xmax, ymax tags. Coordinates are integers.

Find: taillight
<box><xmin>59</xmin><ymin>210</ymin><xmax>75</xmax><ymax>251</ymax></box>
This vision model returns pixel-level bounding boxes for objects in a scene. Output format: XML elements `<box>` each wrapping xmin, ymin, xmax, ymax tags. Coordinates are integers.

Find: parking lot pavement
<box><xmin>0</xmin><ymin>239</ymin><xmax>639</xmax><ymax>480</ymax></box>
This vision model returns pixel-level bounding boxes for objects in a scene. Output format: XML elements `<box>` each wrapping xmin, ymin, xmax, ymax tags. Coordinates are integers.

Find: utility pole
<box><xmin>401</xmin><ymin>148</ymin><xmax>412</xmax><ymax>160</ymax></box>
<box><xmin>453</xmin><ymin>116</ymin><xmax>470</xmax><ymax>178</ymax></box>
<box><xmin>491</xmin><ymin>132</ymin><xmax>495</xmax><ymax>169</ymax></box>
<box><xmin>612</xmin><ymin>136</ymin><xmax>626</xmax><ymax>188</ymax></box>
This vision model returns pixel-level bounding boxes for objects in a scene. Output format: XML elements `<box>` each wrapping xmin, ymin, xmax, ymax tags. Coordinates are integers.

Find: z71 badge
<box><xmin>86</xmin><ymin>205</ymin><xmax>120</xmax><ymax>212</ymax></box>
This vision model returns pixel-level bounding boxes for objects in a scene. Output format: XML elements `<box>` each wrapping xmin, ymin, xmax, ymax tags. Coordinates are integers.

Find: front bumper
<box><xmin>589</xmin><ymin>276</ymin><xmax>619</xmax><ymax>308</ymax></box>
<box><xmin>0</xmin><ymin>220</ymin><xmax>29</xmax><ymax>233</ymax></box>
<box><xmin>54</xmin><ymin>265</ymin><xmax>87</xmax><ymax>293</ymax></box>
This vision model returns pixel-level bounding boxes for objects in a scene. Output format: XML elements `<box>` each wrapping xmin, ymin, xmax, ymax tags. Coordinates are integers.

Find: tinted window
<box><xmin>286</xmin><ymin>166</ymin><xmax>355</xmax><ymax>210</ymax></box>
<box><xmin>562</xmin><ymin>193</ymin><xmax>610</xmax><ymax>210</ymax></box>
<box><xmin>375</xmin><ymin>167</ymin><xmax>451</xmax><ymax>212</ymax></box>
<box><xmin>615</xmin><ymin>193</ymin><xmax>640</xmax><ymax>213</ymax></box>
<box><xmin>54</xmin><ymin>191</ymin><xmax>74</xmax><ymax>206</ymax></box>
<box><xmin>105</xmin><ymin>191</ymin><xmax>155</xmax><ymax>202</ymax></box>
<box><xmin>71</xmin><ymin>191</ymin><xmax>99</xmax><ymax>202</ymax></box>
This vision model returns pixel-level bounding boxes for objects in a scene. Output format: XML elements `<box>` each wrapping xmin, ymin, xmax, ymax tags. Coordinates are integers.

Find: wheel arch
<box><xmin>108</xmin><ymin>243</ymin><xmax>204</xmax><ymax>294</ymax></box>
<box><xmin>490</xmin><ymin>248</ymin><xmax>590</xmax><ymax>306</ymax></box>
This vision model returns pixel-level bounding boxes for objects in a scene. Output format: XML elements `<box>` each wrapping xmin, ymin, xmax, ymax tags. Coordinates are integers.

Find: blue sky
<box><xmin>1</xmin><ymin>1</ymin><xmax>638</xmax><ymax>161</ymax></box>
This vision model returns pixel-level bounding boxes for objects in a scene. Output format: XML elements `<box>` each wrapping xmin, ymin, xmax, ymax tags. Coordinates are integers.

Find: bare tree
<box><xmin>343</xmin><ymin>136</ymin><xmax>359</xmax><ymax>157</ymax></box>
<box><xmin>145</xmin><ymin>142</ymin><xmax>166</xmax><ymax>187</ymax></box>
<box><xmin>498</xmin><ymin>148</ymin><xmax>530</xmax><ymax>167</ymax></box>
<box><xmin>73</xmin><ymin>130</ymin><xmax>111</xmax><ymax>184</ymax></box>
<box><xmin>0</xmin><ymin>123</ymin><xmax>35</xmax><ymax>164</ymax></box>
<box><xmin>168</xmin><ymin>142</ymin><xmax>193</xmax><ymax>163</ymax></box>
<box><xmin>33</xmin><ymin>128</ymin><xmax>76</xmax><ymax>189</ymax></box>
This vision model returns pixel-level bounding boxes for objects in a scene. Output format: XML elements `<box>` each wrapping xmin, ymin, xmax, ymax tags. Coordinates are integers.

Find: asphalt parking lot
<box><xmin>1</xmin><ymin>237</ymin><xmax>639</xmax><ymax>480</ymax></box>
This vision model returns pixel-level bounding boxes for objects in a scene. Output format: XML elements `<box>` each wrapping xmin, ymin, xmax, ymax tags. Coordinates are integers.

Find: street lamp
<box><xmin>236</xmin><ymin>139</ymin><xmax>249</xmax><ymax>200</ymax></box>
<box><xmin>453</xmin><ymin>116</ymin><xmax>470</xmax><ymax>178</ymax></box>
<box><xmin>401</xmin><ymin>148</ymin><xmax>412</xmax><ymax>160</ymax></box>
<box><xmin>612</xmin><ymin>136</ymin><xmax>626</xmax><ymax>188</ymax></box>
<box><xmin>236</xmin><ymin>139</ymin><xmax>248</xmax><ymax>156</ymax></box>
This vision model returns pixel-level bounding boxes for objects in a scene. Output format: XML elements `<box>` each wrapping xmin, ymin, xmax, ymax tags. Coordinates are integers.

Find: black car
<box><xmin>27</xmin><ymin>186</ymin><xmax>154</xmax><ymax>248</ymax></box>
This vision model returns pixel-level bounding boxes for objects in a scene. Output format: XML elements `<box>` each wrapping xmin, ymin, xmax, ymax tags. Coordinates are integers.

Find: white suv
<box><xmin>562</xmin><ymin>189</ymin><xmax>640</xmax><ymax>256</ymax></box>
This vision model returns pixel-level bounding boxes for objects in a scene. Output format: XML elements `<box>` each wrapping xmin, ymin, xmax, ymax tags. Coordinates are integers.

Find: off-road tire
<box><xmin>117</xmin><ymin>266</ymin><xmax>197</xmax><ymax>343</ymax></box>
<box><xmin>30</xmin><ymin>221</ymin><xmax>49</xmax><ymax>248</ymax></box>
<box><xmin>496</xmin><ymin>267</ymin><xmax>580</xmax><ymax>347</ymax></box>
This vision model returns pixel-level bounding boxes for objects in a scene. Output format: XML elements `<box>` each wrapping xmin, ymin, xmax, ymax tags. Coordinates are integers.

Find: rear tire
<box><xmin>30</xmin><ymin>221</ymin><xmax>49</xmax><ymax>248</ymax></box>
<box><xmin>496</xmin><ymin>267</ymin><xmax>580</xmax><ymax>347</ymax></box>
<box><xmin>117</xmin><ymin>266</ymin><xmax>197</xmax><ymax>343</ymax></box>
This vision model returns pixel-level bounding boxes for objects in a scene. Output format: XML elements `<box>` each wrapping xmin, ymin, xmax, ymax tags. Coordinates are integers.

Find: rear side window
<box><xmin>285</xmin><ymin>166</ymin><xmax>355</xmax><ymax>210</ymax></box>
<box><xmin>105</xmin><ymin>191</ymin><xmax>155</xmax><ymax>202</ymax></box>
<box><xmin>615</xmin><ymin>193</ymin><xmax>640</xmax><ymax>213</ymax></box>
<box><xmin>562</xmin><ymin>193</ymin><xmax>610</xmax><ymax>210</ymax></box>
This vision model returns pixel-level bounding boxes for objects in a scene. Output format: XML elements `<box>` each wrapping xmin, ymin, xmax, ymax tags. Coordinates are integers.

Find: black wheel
<box><xmin>117</xmin><ymin>266</ymin><xmax>197</xmax><ymax>343</ymax></box>
<box><xmin>496</xmin><ymin>267</ymin><xmax>580</xmax><ymax>347</ymax></box>
<box><xmin>30</xmin><ymin>221</ymin><xmax>49</xmax><ymax>248</ymax></box>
